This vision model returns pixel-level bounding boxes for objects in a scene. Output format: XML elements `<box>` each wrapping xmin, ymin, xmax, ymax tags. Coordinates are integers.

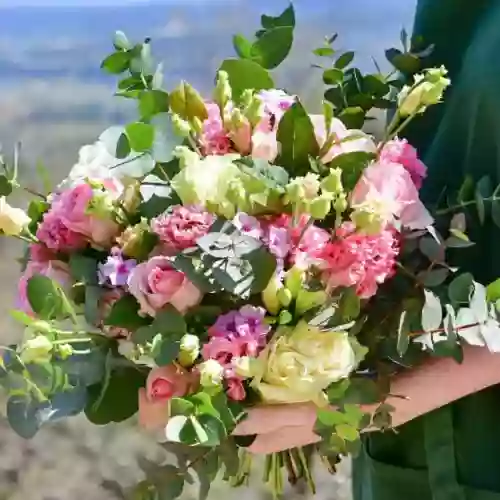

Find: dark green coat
<box><xmin>353</xmin><ymin>1</ymin><xmax>500</xmax><ymax>499</ymax></box>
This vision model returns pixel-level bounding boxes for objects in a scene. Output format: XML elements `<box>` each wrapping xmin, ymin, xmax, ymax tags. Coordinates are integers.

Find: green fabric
<box><xmin>353</xmin><ymin>1</ymin><xmax>500</xmax><ymax>499</ymax></box>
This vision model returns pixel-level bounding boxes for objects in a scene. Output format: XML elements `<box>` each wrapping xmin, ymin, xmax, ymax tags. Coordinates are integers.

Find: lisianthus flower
<box><xmin>320</xmin><ymin>222</ymin><xmax>399</xmax><ymax>299</ymax></box>
<box><xmin>98</xmin><ymin>248</ymin><xmax>136</xmax><ymax>287</ymax></box>
<box><xmin>200</xmin><ymin>102</ymin><xmax>232</xmax><ymax>156</ymax></box>
<box><xmin>151</xmin><ymin>205</ymin><xmax>214</xmax><ymax>252</ymax></box>
<box><xmin>379</xmin><ymin>138</ymin><xmax>427</xmax><ymax>189</ymax></box>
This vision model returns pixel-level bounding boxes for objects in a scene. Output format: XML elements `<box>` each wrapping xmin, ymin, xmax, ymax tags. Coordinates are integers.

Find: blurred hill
<box><xmin>0</xmin><ymin>0</ymin><xmax>416</xmax><ymax>177</ymax></box>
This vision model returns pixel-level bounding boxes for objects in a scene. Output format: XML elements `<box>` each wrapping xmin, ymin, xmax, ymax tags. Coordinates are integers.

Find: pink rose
<box><xmin>309</xmin><ymin>115</ymin><xmax>377</xmax><ymax>162</ymax></box>
<box><xmin>351</xmin><ymin>162</ymin><xmax>433</xmax><ymax>230</ymax></box>
<box><xmin>17</xmin><ymin>260</ymin><xmax>71</xmax><ymax>315</ymax></box>
<box><xmin>227</xmin><ymin>378</ymin><xmax>246</xmax><ymax>401</ymax></box>
<box><xmin>138</xmin><ymin>365</ymin><xmax>192</xmax><ymax>431</ymax></box>
<box><xmin>202</xmin><ymin>337</ymin><xmax>246</xmax><ymax>366</ymax></box>
<box><xmin>151</xmin><ymin>205</ymin><xmax>214</xmax><ymax>252</ymax></box>
<box><xmin>379</xmin><ymin>138</ymin><xmax>427</xmax><ymax>189</ymax></box>
<box><xmin>52</xmin><ymin>181</ymin><xmax>121</xmax><ymax>248</ymax></box>
<box><xmin>127</xmin><ymin>256</ymin><xmax>202</xmax><ymax>317</ymax></box>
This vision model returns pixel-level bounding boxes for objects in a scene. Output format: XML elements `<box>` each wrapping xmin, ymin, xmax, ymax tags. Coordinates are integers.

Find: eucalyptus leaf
<box><xmin>421</xmin><ymin>289</ymin><xmax>442</xmax><ymax>333</ymax></box>
<box><xmin>251</xmin><ymin>26</ymin><xmax>293</xmax><ymax>69</ymax></box>
<box><xmin>218</xmin><ymin>59</ymin><xmax>274</xmax><ymax>100</ymax></box>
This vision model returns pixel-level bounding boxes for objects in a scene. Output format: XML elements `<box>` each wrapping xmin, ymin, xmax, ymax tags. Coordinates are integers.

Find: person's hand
<box><xmin>232</xmin><ymin>403</ymin><xmax>320</xmax><ymax>454</ymax></box>
<box><xmin>233</xmin><ymin>346</ymin><xmax>500</xmax><ymax>454</ymax></box>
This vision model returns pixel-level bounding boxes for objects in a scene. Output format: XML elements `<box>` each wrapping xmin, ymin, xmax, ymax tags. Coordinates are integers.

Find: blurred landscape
<box><xmin>0</xmin><ymin>1</ymin><xmax>416</xmax><ymax>499</ymax></box>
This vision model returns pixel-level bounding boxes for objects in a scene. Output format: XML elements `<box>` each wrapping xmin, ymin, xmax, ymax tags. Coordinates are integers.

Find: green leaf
<box><xmin>492</xmin><ymin>197</ymin><xmax>500</xmax><ymax>229</ymax></box>
<box><xmin>335</xmin><ymin>423</ymin><xmax>359</xmax><ymax>442</ymax></box>
<box><xmin>419</xmin><ymin>236</ymin><xmax>444</xmax><ymax>262</ymax></box>
<box><xmin>125</xmin><ymin>122</ymin><xmax>155</xmax><ymax>152</ymax></box>
<box><xmin>338</xmin><ymin>288</ymin><xmax>361</xmax><ymax>321</ymax></box>
<box><xmin>69</xmin><ymin>254</ymin><xmax>98</xmax><ymax>285</ymax></box>
<box><xmin>261</xmin><ymin>3</ymin><xmax>295</xmax><ymax>29</ymax></box>
<box><xmin>251</xmin><ymin>26</ymin><xmax>293</xmax><ymax>69</ymax></box>
<box><xmin>448</xmin><ymin>273</ymin><xmax>473</xmax><ymax>304</ymax></box>
<box><xmin>113</xmin><ymin>30</ymin><xmax>132</xmax><ymax>50</ymax></box>
<box><xmin>116</xmin><ymin>132</ymin><xmax>131</xmax><ymax>159</ymax></box>
<box><xmin>166</xmin><ymin>415</ymin><xmax>190</xmax><ymax>442</ymax></box>
<box><xmin>7</xmin><ymin>395</ymin><xmax>41</xmax><ymax>439</ymax></box>
<box><xmin>333</xmin><ymin>378</ymin><xmax>381</xmax><ymax>405</ymax></box>
<box><xmin>330</xmin><ymin>151</ymin><xmax>376</xmax><ymax>190</ymax></box>
<box><xmin>314</xmin><ymin>47</ymin><xmax>335</xmax><ymax>57</ymax></box>
<box><xmin>338</xmin><ymin>106</ymin><xmax>365</xmax><ymax>129</ymax></box>
<box><xmin>475</xmin><ymin>176</ymin><xmax>492</xmax><ymax>224</ymax></box>
<box><xmin>233</xmin><ymin>34</ymin><xmax>253</xmax><ymax>59</ymax></box>
<box><xmin>317</xmin><ymin>409</ymin><xmax>346</xmax><ymax>426</ymax></box>
<box><xmin>335</xmin><ymin>51</ymin><xmax>355</xmax><ymax>69</ymax></box>
<box><xmin>219</xmin><ymin>59</ymin><xmax>274</xmax><ymax>100</ymax></box>
<box><xmin>0</xmin><ymin>175</ymin><xmax>13</xmax><ymax>196</ymax></box>
<box><xmin>155</xmin><ymin>306</ymin><xmax>187</xmax><ymax>336</ymax></box>
<box><xmin>196</xmin><ymin>414</ymin><xmax>226</xmax><ymax>447</ymax></box>
<box><xmin>85</xmin><ymin>364</ymin><xmax>147</xmax><ymax>424</ymax></box>
<box><xmin>139</xmin><ymin>90</ymin><xmax>169</xmax><ymax>119</ymax></box>
<box><xmin>26</xmin><ymin>275</ymin><xmax>64</xmax><ymax>319</ymax></box>
<box><xmin>154</xmin><ymin>339</ymin><xmax>181</xmax><ymax>366</ymax></box>
<box><xmin>101</xmin><ymin>51</ymin><xmax>130</xmax><ymax>74</ymax></box>
<box><xmin>84</xmin><ymin>285</ymin><xmax>103</xmax><ymax>326</ymax></box>
<box><xmin>487</xmin><ymin>278</ymin><xmax>500</xmax><ymax>302</ymax></box>
<box><xmin>105</xmin><ymin>294</ymin><xmax>150</xmax><ymax>330</ymax></box>
<box><xmin>277</xmin><ymin>101</ymin><xmax>319</xmax><ymax>175</ymax></box>
<box><xmin>419</xmin><ymin>268</ymin><xmax>449</xmax><ymax>288</ymax></box>
<box><xmin>323</xmin><ymin>68</ymin><xmax>344</xmax><ymax>85</ymax></box>
<box><xmin>397</xmin><ymin>310</ymin><xmax>410</xmax><ymax>357</ymax></box>
<box><xmin>421</xmin><ymin>290</ymin><xmax>442</xmax><ymax>333</ymax></box>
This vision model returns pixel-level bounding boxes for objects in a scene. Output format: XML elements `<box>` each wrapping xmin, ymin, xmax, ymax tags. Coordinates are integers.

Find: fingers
<box><xmin>233</xmin><ymin>403</ymin><xmax>317</xmax><ymax>436</ymax></box>
<box><xmin>246</xmin><ymin>426</ymin><xmax>321</xmax><ymax>454</ymax></box>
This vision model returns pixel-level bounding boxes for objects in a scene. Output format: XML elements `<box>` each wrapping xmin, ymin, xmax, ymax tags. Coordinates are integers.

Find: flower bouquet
<box><xmin>2</xmin><ymin>4</ymin><xmax>500</xmax><ymax>499</ymax></box>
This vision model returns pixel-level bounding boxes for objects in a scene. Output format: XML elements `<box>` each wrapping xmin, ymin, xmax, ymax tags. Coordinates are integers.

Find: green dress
<box><xmin>353</xmin><ymin>1</ymin><xmax>500</xmax><ymax>499</ymax></box>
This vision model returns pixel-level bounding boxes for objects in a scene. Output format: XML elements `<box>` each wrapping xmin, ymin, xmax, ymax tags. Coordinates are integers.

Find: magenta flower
<box><xmin>151</xmin><ymin>205</ymin><xmax>214</xmax><ymax>252</ymax></box>
<box><xmin>36</xmin><ymin>210</ymin><xmax>87</xmax><ymax>252</ymax></box>
<box><xmin>98</xmin><ymin>248</ymin><xmax>137</xmax><ymax>287</ymax></box>
<box><xmin>200</xmin><ymin>102</ymin><xmax>232</xmax><ymax>156</ymax></box>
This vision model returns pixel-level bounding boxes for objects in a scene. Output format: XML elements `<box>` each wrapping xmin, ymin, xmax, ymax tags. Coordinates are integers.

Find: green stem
<box><xmin>435</xmin><ymin>196</ymin><xmax>500</xmax><ymax>216</ymax></box>
<box><xmin>297</xmin><ymin>447</ymin><xmax>316</xmax><ymax>495</ymax></box>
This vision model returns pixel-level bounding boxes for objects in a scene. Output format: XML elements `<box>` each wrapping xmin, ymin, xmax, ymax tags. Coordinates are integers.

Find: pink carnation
<box><xmin>379</xmin><ymin>139</ymin><xmax>427</xmax><ymax>189</ymax></box>
<box><xmin>51</xmin><ymin>181</ymin><xmax>121</xmax><ymax>248</ymax></box>
<box><xmin>151</xmin><ymin>205</ymin><xmax>214</xmax><ymax>252</ymax></box>
<box><xmin>127</xmin><ymin>255</ymin><xmax>202</xmax><ymax>317</ymax></box>
<box><xmin>17</xmin><ymin>260</ymin><xmax>71</xmax><ymax>315</ymax></box>
<box><xmin>320</xmin><ymin>223</ymin><xmax>399</xmax><ymax>299</ymax></box>
<box><xmin>200</xmin><ymin>102</ymin><xmax>232</xmax><ymax>156</ymax></box>
<box><xmin>36</xmin><ymin>211</ymin><xmax>87</xmax><ymax>252</ymax></box>
<box><xmin>351</xmin><ymin>162</ymin><xmax>433</xmax><ymax>230</ymax></box>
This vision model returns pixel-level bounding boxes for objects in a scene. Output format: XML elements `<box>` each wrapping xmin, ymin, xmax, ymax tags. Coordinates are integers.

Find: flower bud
<box><xmin>295</xmin><ymin>289</ymin><xmax>328</xmax><ymax>316</ymax></box>
<box><xmin>0</xmin><ymin>197</ymin><xmax>30</xmax><ymax>236</ymax></box>
<box><xmin>169</xmin><ymin>81</ymin><xmax>208</xmax><ymax>121</ymax></box>
<box><xmin>262</xmin><ymin>275</ymin><xmax>282</xmax><ymax>315</ymax></box>
<box><xmin>171</xmin><ymin>114</ymin><xmax>192</xmax><ymax>138</ymax></box>
<box><xmin>244</xmin><ymin>95</ymin><xmax>264</xmax><ymax>127</ymax></box>
<box><xmin>214</xmin><ymin>70</ymin><xmax>232</xmax><ymax>110</ymax></box>
<box><xmin>178</xmin><ymin>333</ymin><xmax>200</xmax><ymax>367</ymax></box>
<box><xmin>309</xmin><ymin>195</ymin><xmax>331</xmax><ymax>220</ymax></box>
<box><xmin>285</xmin><ymin>267</ymin><xmax>305</xmax><ymax>299</ymax></box>
<box><xmin>117</xmin><ymin>218</ymin><xmax>151</xmax><ymax>259</ymax></box>
<box><xmin>57</xmin><ymin>343</ymin><xmax>73</xmax><ymax>360</ymax></box>
<box><xmin>198</xmin><ymin>359</ymin><xmax>224</xmax><ymax>389</ymax></box>
<box><xmin>21</xmin><ymin>335</ymin><xmax>53</xmax><ymax>364</ymax></box>
<box><xmin>277</xmin><ymin>287</ymin><xmax>293</xmax><ymax>308</ymax></box>
<box><xmin>321</xmin><ymin>168</ymin><xmax>344</xmax><ymax>195</ymax></box>
<box><xmin>121</xmin><ymin>180</ymin><xmax>141</xmax><ymax>214</ymax></box>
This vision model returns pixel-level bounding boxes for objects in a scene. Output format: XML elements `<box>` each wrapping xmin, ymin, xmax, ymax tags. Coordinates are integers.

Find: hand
<box><xmin>233</xmin><ymin>346</ymin><xmax>500</xmax><ymax>454</ymax></box>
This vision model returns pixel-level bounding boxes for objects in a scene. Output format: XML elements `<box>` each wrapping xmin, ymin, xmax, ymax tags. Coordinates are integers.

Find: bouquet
<box><xmin>1</xmin><ymin>4</ymin><xmax>500</xmax><ymax>499</ymax></box>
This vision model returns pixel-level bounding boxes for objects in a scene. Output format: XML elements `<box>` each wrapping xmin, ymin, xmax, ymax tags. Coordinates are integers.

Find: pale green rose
<box><xmin>21</xmin><ymin>335</ymin><xmax>53</xmax><ymax>364</ymax></box>
<box><xmin>178</xmin><ymin>334</ymin><xmax>200</xmax><ymax>367</ymax></box>
<box><xmin>199</xmin><ymin>359</ymin><xmax>224</xmax><ymax>389</ymax></box>
<box><xmin>171</xmin><ymin>149</ymin><xmax>242</xmax><ymax>218</ymax></box>
<box><xmin>253</xmin><ymin>321</ymin><xmax>359</xmax><ymax>406</ymax></box>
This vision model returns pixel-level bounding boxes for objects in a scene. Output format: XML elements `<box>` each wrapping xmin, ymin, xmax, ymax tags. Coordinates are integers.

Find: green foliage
<box><xmin>277</xmin><ymin>101</ymin><xmax>319</xmax><ymax>176</ymax></box>
<box><xmin>218</xmin><ymin>59</ymin><xmax>274</xmax><ymax>100</ymax></box>
<box><xmin>233</xmin><ymin>4</ymin><xmax>295</xmax><ymax>70</ymax></box>
<box><xmin>139</xmin><ymin>89</ymin><xmax>169</xmax><ymax>119</ymax></box>
<box><xmin>329</xmin><ymin>151</ymin><xmax>376</xmax><ymax>191</ymax></box>
<box><xmin>105</xmin><ymin>294</ymin><xmax>151</xmax><ymax>330</ymax></box>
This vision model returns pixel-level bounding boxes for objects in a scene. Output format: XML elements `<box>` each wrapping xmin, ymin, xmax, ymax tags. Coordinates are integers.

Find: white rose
<box><xmin>0</xmin><ymin>197</ymin><xmax>30</xmax><ymax>236</ymax></box>
<box><xmin>199</xmin><ymin>359</ymin><xmax>224</xmax><ymax>388</ymax></box>
<box><xmin>254</xmin><ymin>321</ymin><xmax>360</xmax><ymax>406</ymax></box>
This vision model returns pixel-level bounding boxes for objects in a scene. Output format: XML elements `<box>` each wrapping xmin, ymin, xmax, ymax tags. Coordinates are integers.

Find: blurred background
<box><xmin>0</xmin><ymin>1</ymin><xmax>416</xmax><ymax>499</ymax></box>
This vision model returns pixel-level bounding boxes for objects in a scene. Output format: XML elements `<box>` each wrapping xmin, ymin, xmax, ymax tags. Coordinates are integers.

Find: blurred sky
<box><xmin>0</xmin><ymin>0</ymin><xmax>232</xmax><ymax>5</ymax></box>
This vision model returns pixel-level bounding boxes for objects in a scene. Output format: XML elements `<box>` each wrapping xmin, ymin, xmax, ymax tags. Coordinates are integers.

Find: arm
<box><xmin>234</xmin><ymin>346</ymin><xmax>500</xmax><ymax>454</ymax></box>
